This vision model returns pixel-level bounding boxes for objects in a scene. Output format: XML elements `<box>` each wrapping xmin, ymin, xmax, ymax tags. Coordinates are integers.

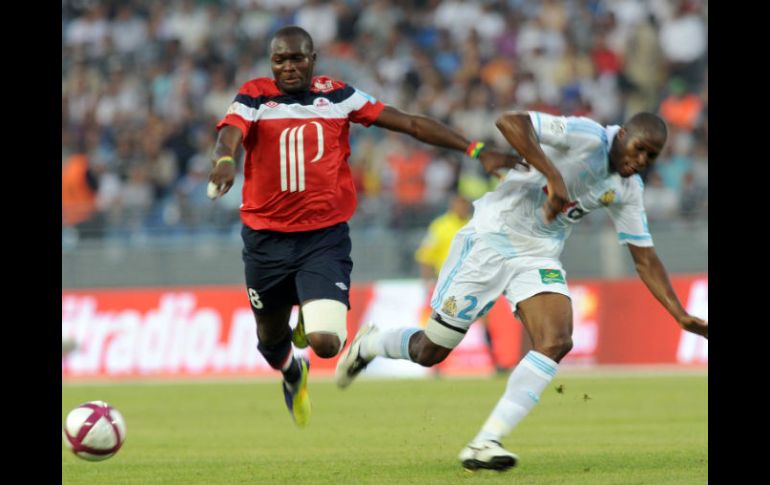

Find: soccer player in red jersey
<box><xmin>209</xmin><ymin>26</ymin><xmax>523</xmax><ymax>427</ymax></box>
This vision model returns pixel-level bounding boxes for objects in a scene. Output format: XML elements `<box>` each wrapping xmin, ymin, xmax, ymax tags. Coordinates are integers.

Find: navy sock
<box><xmin>282</xmin><ymin>358</ymin><xmax>300</xmax><ymax>384</ymax></box>
<box><xmin>257</xmin><ymin>334</ymin><xmax>299</xmax><ymax>383</ymax></box>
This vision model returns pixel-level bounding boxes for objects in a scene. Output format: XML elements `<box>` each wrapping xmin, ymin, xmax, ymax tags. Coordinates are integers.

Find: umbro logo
<box><xmin>265</xmin><ymin>101</ymin><xmax>279</xmax><ymax>108</ymax></box>
<box><xmin>335</xmin><ymin>282</ymin><xmax>348</xmax><ymax>291</ymax></box>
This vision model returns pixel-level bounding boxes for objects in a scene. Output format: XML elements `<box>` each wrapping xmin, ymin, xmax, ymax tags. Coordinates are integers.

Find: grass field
<box><xmin>62</xmin><ymin>372</ymin><xmax>707</xmax><ymax>484</ymax></box>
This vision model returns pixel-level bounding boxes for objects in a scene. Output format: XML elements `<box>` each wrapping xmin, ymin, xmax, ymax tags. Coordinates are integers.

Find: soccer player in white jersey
<box><xmin>336</xmin><ymin>110</ymin><xmax>709</xmax><ymax>470</ymax></box>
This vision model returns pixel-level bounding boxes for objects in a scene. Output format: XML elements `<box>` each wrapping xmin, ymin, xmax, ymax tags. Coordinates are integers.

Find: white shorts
<box><xmin>426</xmin><ymin>231</ymin><xmax>571</xmax><ymax>349</ymax></box>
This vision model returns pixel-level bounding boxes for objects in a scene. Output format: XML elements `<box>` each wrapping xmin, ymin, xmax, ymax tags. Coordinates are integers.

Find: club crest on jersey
<box><xmin>599</xmin><ymin>189</ymin><xmax>616</xmax><ymax>206</ymax></box>
<box><xmin>313</xmin><ymin>97</ymin><xmax>331</xmax><ymax>110</ymax></box>
<box><xmin>442</xmin><ymin>296</ymin><xmax>458</xmax><ymax>317</ymax></box>
<box><xmin>550</xmin><ymin>118</ymin><xmax>566</xmax><ymax>134</ymax></box>
<box><xmin>313</xmin><ymin>79</ymin><xmax>334</xmax><ymax>92</ymax></box>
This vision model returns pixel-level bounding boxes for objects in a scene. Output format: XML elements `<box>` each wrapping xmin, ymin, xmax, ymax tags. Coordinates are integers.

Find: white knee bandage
<box><xmin>301</xmin><ymin>299</ymin><xmax>348</xmax><ymax>345</ymax></box>
<box><xmin>424</xmin><ymin>317</ymin><xmax>466</xmax><ymax>349</ymax></box>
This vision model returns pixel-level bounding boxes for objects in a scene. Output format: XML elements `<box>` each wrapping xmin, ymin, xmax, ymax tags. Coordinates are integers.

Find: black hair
<box><xmin>624</xmin><ymin>112</ymin><xmax>668</xmax><ymax>141</ymax></box>
<box><xmin>272</xmin><ymin>26</ymin><xmax>314</xmax><ymax>52</ymax></box>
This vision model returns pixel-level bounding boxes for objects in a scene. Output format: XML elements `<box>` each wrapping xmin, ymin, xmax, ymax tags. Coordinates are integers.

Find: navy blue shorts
<box><xmin>241</xmin><ymin>222</ymin><xmax>353</xmax><ymax>315</ymax></box>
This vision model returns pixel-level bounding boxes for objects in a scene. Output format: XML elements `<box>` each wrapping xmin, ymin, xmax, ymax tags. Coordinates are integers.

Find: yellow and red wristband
<box><xmin>465</xmin><ymin>141</ymin><xmax>486</xmax><ymax>159</ymax></box>
<box><xmin>215</xmin><ymin>156</ymin><xmax>236</xmax><ymax>166</ymax></box>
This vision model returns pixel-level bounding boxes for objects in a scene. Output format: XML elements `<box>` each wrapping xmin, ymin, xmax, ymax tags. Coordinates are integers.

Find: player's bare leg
<box><xmin>407</xmin><ymin>330</ymin><xmax>451</xmax><ymax>366</ymax></box>
<box><xmin>307</xmin><ymin>333</ymin><xmax>342</xmax><ymax>358</ymax></box>
<box><xmin>460</xmin><ymin>292</ymin><xmax>573</xmax><ymax>471</ymax></box>
<box><xmin>516</xmin><ymin>293</ymin><xmax>574</xmax><ymax>362</ymax></box>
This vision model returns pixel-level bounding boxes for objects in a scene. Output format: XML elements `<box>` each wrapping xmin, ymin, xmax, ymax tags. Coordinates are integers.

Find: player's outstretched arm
<box><xmin>628</xmin><ymin>244</ymin><xmax>708</xmax><ymax>339</ymax></box>
<box><xmin>495</xmin><ymin>112</ymin><xmax>569</xmax><ymax>222</ymax></box>
<box><xmin>372</xmin><ymin>105</ymin><xmax>525</xmax><ymax>175</ymax></box>
<box><xmin>208</xmin><ymin>125</ymin><xmax>242</xmax><ymax>198</ymax></box>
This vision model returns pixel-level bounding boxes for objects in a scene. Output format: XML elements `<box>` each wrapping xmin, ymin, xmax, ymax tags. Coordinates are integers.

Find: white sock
<box><xmin>473</xmin><ymin>350</ymin><xmax>558</xmax><ymax>443</ymax></box>
<box><xmin>360</xmin><ymin>328</ymin><xmax>421</xmax><ymax>361</ymax></box>
<box><xmin>280</xmin><ymin>352</ymin><xmax>295</xmax><ymax>371</ymax></box>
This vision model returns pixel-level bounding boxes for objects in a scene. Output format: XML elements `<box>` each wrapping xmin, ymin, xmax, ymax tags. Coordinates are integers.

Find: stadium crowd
<box><xmin>62</xmin><ymin>0</ymin><xmax>707</xmax><ymax>241</ymax></box>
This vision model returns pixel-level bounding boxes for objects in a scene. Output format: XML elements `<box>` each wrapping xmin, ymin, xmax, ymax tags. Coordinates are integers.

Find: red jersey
<box><xmin>216</xmin><ymin>76</ymin><xmax>385</xmax><ymax>232</ymax></box>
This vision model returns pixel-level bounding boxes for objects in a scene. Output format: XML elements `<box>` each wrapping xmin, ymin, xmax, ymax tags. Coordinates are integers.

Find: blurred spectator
<box><xmin>62</xmin><ymin>152</ymin><xmax>98</xmax><ymax>231</ymax></box>
<box><xmin>61</xmin><ymin>0</ymin><xmax>707</xmax><ymax>242</ymax></box>
<box><xmin>590</xmin><ymin>33</ymin><xmax>621</xmax><ymax>76</ymax></box>
<box><xmin>157</xmin><ymin>0</ymin><xmax>211</xmax><ymax>54</ymax></box>
<box><xmin>387</xmin><ymin>139</ymin><xmax>433</xmax><ymax>228</ymax></box>
<box><xmin>64</xmin><ymin>3</ymin><xmax>109</xmax><ymax>59</ymax></box>
<box><xmin>120</xmin><ymin>164</ymin><xmax>154</xmax><ymax>233</ymax></box>
<box><xmin>203</xmin><ymin>69</ymin><xmax>236</xmax><ymax>121</ymax></box>
<box><xmin>295</xmin><ymin>0</ymin><xmax>338</xmax><ymax>48</ymax></box>
<box><xmin>457</xmin><ymin>157</ymin><xmax>497</xmax><ymax>203</ymax></box>
<box><xmin>658</xmin><ymin>78</ymin><xmax>704</xmax><ymax>131</ymax></box>
<box><xmin>659</xmin><ymin>0</ymin><xmax>707</xmax><ymax>88</ymax></box>
<box><xmin>622</xmin><ymin>13</ymin><xmax>665</xmax><ymax>114</ymax></box>
<box><xmin>356</xmin><ymin>0</ymin><xmax>401</xmax><ymax>43</ymax></box>
<box><xmin>110</xmin><ymin>4</ymin><xmax>149</xmax><ymax>57</ymax></box>
<box><xmin>680</xmin><ymin>136</ymin><xmax>707</xmax><ymax>218</ymax></box>
<box><xmin>433</xmin><ymin>0</ymin><xmax>482</xmax><ymax>44</ymax></box>
<box><xmin>643</xmin><ymin>172</ymin><xmax>679</xmax><ymax>222</ymax></box>
<box><xmin>450</xmin><ymin>84</ymin><xmax>497</xmax><ymax>142</ymax></box>
<box><xmin>655</xmin><ymin>129</ymin><xmax>694</xmax><ymax>193</ymax></box>
<box><xmin>423</xmin><ymin>155</ymin><xmax>459</xmax><ymax>209</ymax></box>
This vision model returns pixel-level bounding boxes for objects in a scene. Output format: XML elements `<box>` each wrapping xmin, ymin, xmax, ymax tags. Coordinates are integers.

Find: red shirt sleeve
<box><xmin>349</xmin><ymin>99</ymin><xmax>386</xmax><ymax>126</ymax></box>
<box><xmin>215</xmin><ymin>80</ymin><xmax>265</xmax><ymax>139</ymax></box>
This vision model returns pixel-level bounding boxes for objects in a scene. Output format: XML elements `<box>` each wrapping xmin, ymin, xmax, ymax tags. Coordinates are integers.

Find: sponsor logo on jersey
<box><xmin>541</xmin><ymin>186</ymin><xmax>588</xmax><ymax>221</ymax></box>
<box><xmin>599</xmin><ymin>189</ymin><xmax>616</xmax><ymax>206</ymax></box>
<box><xmin>565</xmin><ymin>203</ymin><xmax>586</xmax><ymax>220</ymax></box>
<box><xmin>313</xmin><ymin>97</ymin><xmax>331</xmax><ymax>110</ymax></box>
<box><xmin>539</xmin><ymin>269</ymin><xmax>565</xmax><ymax>284</ymax></box>
<box><xmin>441</xmin><ymin>296</ymin><xmax>458</xmax><ymax>317</ymax></box>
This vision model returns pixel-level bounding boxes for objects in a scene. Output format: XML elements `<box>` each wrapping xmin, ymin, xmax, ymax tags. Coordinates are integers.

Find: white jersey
<box><xmin>467</xmin><ymin>111</ymin><xmax>653</xmax><ymax>260</ymax></box>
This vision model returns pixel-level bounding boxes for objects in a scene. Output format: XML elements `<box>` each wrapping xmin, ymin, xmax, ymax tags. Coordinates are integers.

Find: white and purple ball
<box><xmin>63</xmin><ymin>400</ymin><xmax>126</xmax><ymax>461</ymax></box>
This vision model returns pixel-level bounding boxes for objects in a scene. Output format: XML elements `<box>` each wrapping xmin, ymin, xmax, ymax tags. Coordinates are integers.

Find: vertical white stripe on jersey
<box><xmin>279</xmin><ymin>128</ymin><xmax>288</xmax><ymax>191</ymax></box>
<box><xmin>310</xmin><ymin>121</ymin><xmax>323</xmax><ymax>162</ymax></box>
<box><xmin>289</xmin><ymin>127</ymin><xmax>298</xmax><ymax>192</ymax></box>
<box><xmin>297</xmin><ymin>124</ymin><xmax>306</xmax><ymax>191</ymax></box>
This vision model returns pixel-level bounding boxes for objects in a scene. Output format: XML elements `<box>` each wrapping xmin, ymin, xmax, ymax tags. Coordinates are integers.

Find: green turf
<box><xmin>62</xmin><ymin>373</ymin><xmax>707</xmax><ymax>484</ymax></box>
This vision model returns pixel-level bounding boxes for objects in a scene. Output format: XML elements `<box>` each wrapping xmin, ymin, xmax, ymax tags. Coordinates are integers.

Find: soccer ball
<box><xmin>62</xmin><ymin>400</ymin><xmax>126</xmax><ymax>461</ymax></box>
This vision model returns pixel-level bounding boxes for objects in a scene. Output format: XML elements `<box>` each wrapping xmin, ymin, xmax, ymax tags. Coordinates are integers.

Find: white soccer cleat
<box><xmin>334</xmin><ymin>322</ymin><xmax>378</xmax><ymax>389</ymax></box>
<box><xmin>458</xmin><ymin>440</ymin><xmax>519</xmax><ymax>471</ymax></box>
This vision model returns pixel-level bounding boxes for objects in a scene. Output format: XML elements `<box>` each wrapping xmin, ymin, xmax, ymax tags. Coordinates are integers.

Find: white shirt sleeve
<box><xmin>528</xmin><ymin>112</ymin><xmax>607</xmax><ymax>153</ymax></box>
<box><xmin>606</xmin><ymin>175</ymin><xmax>654</xmax><ymax>247</ymax></box>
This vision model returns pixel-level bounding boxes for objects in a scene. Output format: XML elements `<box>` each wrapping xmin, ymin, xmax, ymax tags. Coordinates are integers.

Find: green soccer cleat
<box><xmin>282</xmin><ymin>356</ymin><xmax>311</xmax><ymax>427</ymax></box>
<box><xmin>292</xmin><ymin>311</ymin><xmax>309</xmax><ymax>349</ymax></box>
